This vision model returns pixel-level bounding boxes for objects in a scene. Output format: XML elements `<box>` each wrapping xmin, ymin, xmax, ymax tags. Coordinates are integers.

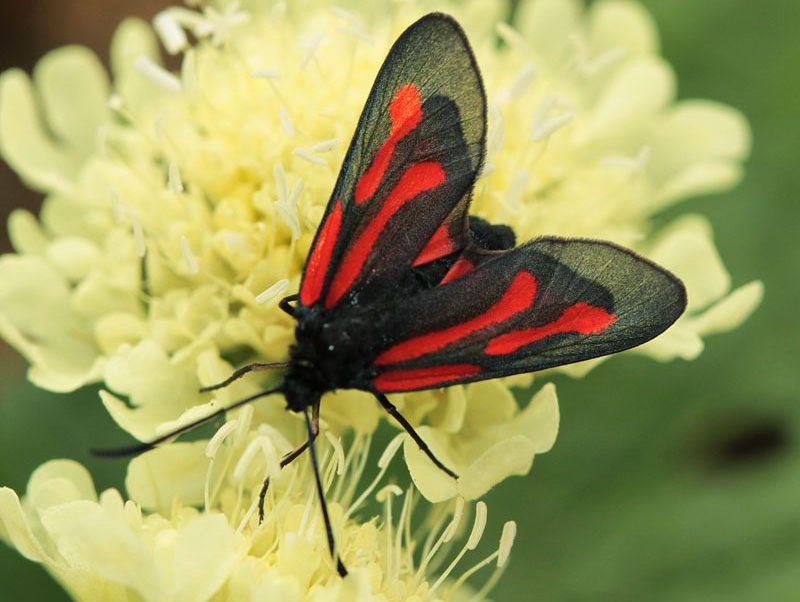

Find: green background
<box><xmin>1</xmin><ymin>0</ymin><xmax>798</xmax><ymax>600</ymax></box>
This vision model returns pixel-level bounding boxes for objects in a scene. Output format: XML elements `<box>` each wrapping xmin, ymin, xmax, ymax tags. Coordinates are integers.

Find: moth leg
<box><xmin>257</xmin><ymin>403</ymin><xmax>320</xmax><ymax>523</ymax></box>
<box><xmin>199</xmin><ymin>361</ymin><xmax>289</xmax><ymax>393</ymax></box>
<box><xmin>303</xmin><ymin>403</ymin><xmax>348</xmax><ymax>577</ymax></box>
<box><xmin>374</xmin><ymin>392</ymin><xmax>459</xmax><ymax>480</ymax></box>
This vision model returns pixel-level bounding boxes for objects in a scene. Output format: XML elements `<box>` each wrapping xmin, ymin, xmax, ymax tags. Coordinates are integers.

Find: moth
<box><xmin>100</xmin><ymin>13</ymin><xmax>686</xmax><ymax>577</ymax></box>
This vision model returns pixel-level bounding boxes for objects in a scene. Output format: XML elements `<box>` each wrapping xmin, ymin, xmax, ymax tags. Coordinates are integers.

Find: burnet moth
<box><xmin>97</xmin><ymin>13</ymin><xmax>687</xmax><ymax>576</ymax></box>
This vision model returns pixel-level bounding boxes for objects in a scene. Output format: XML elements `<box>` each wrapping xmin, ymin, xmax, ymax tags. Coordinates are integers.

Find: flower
<box><xmin>0</xmin><ymin>410</ymin><xmax>517</xmax><ymax>601</ymax></box>
<box><xmin>0</xmin><ymin>0</ymin><xmax>761</xmax><ymax>597</ymax></box>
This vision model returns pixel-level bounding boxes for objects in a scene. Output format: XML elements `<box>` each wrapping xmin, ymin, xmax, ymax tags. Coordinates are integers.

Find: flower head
<box><xmin>0</xmin><ymin>412</ymin><xmax>516</xmax><ymax>600</ymax></box>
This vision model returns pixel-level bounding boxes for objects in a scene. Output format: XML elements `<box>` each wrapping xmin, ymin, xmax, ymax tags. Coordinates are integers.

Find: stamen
<box><xmin>417</xmin><ymin>497</ymin><xmax>464</xmax><ymax>580</ymax></box>
<box><xmin>602</xmin><ymin>146</ymin><xmax>652</xmax><ymax>172</ymax></box>
<box><xmin>430</xmin><ymin>501</ymin><xmax>488</xmax><ymax>594</ymax></box>
<box><xmin>498</xmin><ymin>63</ymin><xmax>536</xmax><ymax>103</ymax></box>
<box><xmin>497</xmin><ymin>520</ymin><xmax>516</xmax><ymax>568</ymax></box>
<box><xmin>466</xmin><ymin>501</ymin><xmax>487</xmax><ymax>550</ymax></box>
<box><xmin>256</xmin><ymin>278</ymin><xmax>290</xmax><ymax>305</ymax></box>
<box><xmin>292</xmin><ymin>148</ymin><xmax>327</xmax><ymax>166</ymax></box>
<box><xmin>133</xmin><ymin>56</ymin><xmax>182</xmax><ymax>93</ymax></box>
<box><xmin>109</xmin><ymin>190</ymin><xmax>125</xmax><ymax>223</ymax></box>
<box><xmin>252</xmin><ymin>68</ymin><xmax>282</xmax><ymax>79</ymax></box>
<box><xmin>168</xmin><ymin>161</ymin><xmax>184</xmax><ymax>194</ymax></box>
<box><xmin>180</xmin><ymin>235</ymin><xmax>200</xmax><ymax>274</ymax></box>
<box><xmin>310</xmin><ymin>138</ymin><xmax>340</xmax><ymax>153</ymax></box>
<box><xmin>324</xmin><ymin>431</ymin><xmax>346</xmax><ymax>475</ymax></box>
<box><xmin>131</xmin><ymin>212</ymin><xmax>146</xmax><ymax>258</ymax></box>
<box><xmin>278</xmin><ymin>107</ymin><xmax>295</xmax><ymax>138</ymax></box>
<box><xmin>299</xmin><ymin>33</ymin><xmax>325</xmax><ymax>70</ymax></box>
<box><xmin>345</xmin><ymin>433</ymin><xmax>403</xmax><ymax>519</ymax></box>
<box><xmin>338</xmin><ymin>26</ymin><xmax>375</xmax><ymax>45</ymax></box>
<box><xmin>581</xmin><ymin>47</ymin><xmax>627</xmax><ymax>76</ymax></box>
<box><xmin>205</xmin><ymin>419</ymin><xmax>239</xmax><ymax>459</ymax></box>
<box><xmin>154</xmin><ymin>11</ymin><xmax>189</xmax><ymax>54</ymax></box>
<box><xmin>496</xmin><ymin>22</ymin><xmax>525</xmax><ymax>49</ymax></box>
<box><xmin>530</xmin><ymin>94</ymin><xmax>575</xmax><ymax>142</ymax></box>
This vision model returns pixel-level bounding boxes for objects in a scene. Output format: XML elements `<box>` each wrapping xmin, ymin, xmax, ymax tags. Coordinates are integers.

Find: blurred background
<box><xmin>0</xmin><ymin>0</ymin><xmax>798</xmax><ymax>600</ymax></box>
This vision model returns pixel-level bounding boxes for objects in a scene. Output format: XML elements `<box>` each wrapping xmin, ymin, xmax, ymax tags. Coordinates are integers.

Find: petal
<box><xmin>28</xmin><ymin>460</ymin><xmax>98</xmax><ymax>513</ymax></box>
<box><xmin>459</xmin><ymin>436</ymin><xmax>538</xmax><ymax>500</ymax></box>
<box><xmin>168</xmin><ymin>514</ymin><xmax>238</xmax><ymax>602</ymax></box>
<box><xmin>322</xmin><ymin>389</ymin><xmax>381</xmax><ymax>435</ymax></box>
<box><xmin>588</xmin><ymin>0</ymin><xmax>659</xmax><ymax>57</ymax></box>
<box><xmin>517</xmin><ymin>0</ymin><xmax>582</xmax><ymax>70</ymax></box>
<box><xmin>689</xmin><ymin>280</ymin><xmax>764</xmax><ymax>336</ymax></box>
<box><xmin>126</xmin><ymin>442</ymin><xmax>208</xmax><ymax>513</ymax></box>
<box><xmin>41</xmin><ymin>499</ymin><xmax>160</xmax><ymax>600</ymax></box>
<box><xmin>648</xmin><ymin>215</ymin><xmax>730</xmax><ymax>312</ymax></box>
<box><xmin>403</xmin><ymin>428</ymin><xmax>459</xmax><ymax>503</ymax></box>
<box><xmin>0</xmin><ymin>487</ymin><xmax>54</xmax><ymax>563</ymax></box>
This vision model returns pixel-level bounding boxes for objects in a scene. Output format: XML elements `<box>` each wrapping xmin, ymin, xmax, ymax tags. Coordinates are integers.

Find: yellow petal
<box><xmin>126</xmin><ymin>442</ymin><xmax>208</xmax><ymax>513</ymax></box>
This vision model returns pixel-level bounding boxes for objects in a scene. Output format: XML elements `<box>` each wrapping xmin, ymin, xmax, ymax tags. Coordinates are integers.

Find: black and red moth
<box><xmin>100</xmin><ymin>13</ymin><xmax>686</xmax><ymax>576</ymax></box>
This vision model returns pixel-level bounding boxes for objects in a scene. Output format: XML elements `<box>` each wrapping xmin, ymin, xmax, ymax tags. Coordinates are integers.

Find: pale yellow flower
<box><xmin>0</xmin><ymin>411</ymin><xmax>517</xmax><ymax>601</ymax></box>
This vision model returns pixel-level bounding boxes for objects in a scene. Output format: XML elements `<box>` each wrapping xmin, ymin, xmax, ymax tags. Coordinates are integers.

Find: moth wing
<box><xmin>370</xmin><ymin>238</ymin><xmax>687</xmax><ymax>392</ymax></box>
<box><xmin>299</xmin><ymin>13</ymin><xmax>486</xmax><ymax>309</ymax></box>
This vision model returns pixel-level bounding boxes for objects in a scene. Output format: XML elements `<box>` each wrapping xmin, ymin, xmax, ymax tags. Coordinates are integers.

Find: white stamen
<box><xmin>154</xmin><ymin>11</ymin><xmax>189</xmax><ymax>54</ymax></box>
<box><xmin>530</xmin><ymin>94</ymin><xmax>576</xmax><ymax>142</ymax></box>
<box><xmin>504</xmin><ymin>63</ymin><xmax>537</xmax><ymax>100</ymax></box>
<box><xmin>109</xmin><ymin>190</ymin><xmax>125</xmax><ymax>223</ymax></box>
<box><xmin>325</xmin><ymin>432</ymin><xmax>346</xmax><ymax>475</ymax></box>
<box><xmin>108</xmin><ymin>94</ymin><xmax>124</xmax><ymax>112</ymax></box>
<box><xmin>378</xmin><ymin>433</ymin><xmax>405</xmax><ymax>469</ymax></box>
<box><xmin>496</xmin><ymin>22</ymin><xmax>525</xmax><ymax>49</ymax></box>
<box><xmin>168</xmin><ymin>161</ymin><xmax>184</xmax><ymax>194</ymax></box>
<box><xmin>338</xmin><ymin>26</ymin><xmax>375</xmax><ymax>45</ymax></box>
<box><xmin>299</xmin><ymin>33</ymin><xmax>325</xmax><ymax>69</ymax></box>
<box><xmin>275</xmin><ymin>202</ymin><xmax>301</xmax><ymax>240</ymax></box>
<box><xmin>180</xmin><ymin>235</ymin><xmax>199</xmax><ymax>274</ymax></box>
<box><xmin>497</xmin><ymin>521</ymin><xmax>517</xmax><ymax>568</ymax></box>
<box><xmin>444</xmin><ymin>497</ymin><xmax>466</xmax><ymax>542</ymax></box>
<box><xmin>233</xmin><ymin>435</ymin><xmax>280</xmax><ymax>481</ymax></box>
<box><xmin>273</xmin><ymin>162</ymin><xmax>288</xmax><ymax>202</ymax></box>
<box><xmin>478</xmin><ymin>162</ymin><xmax>496</xmax><ymax>178</ymax></box>
<box><xmin>466</xmin><ymin>501</ymin><xmax>487</xmax><ymax>550</ymax></box>
<box><xmin>602</xmin><ymin>146</ymin><xmax>652</xmax><ymax>171</ymax></box>
<box><xmin>133</xmin><ymin>56</ymin><xmax>182</xmax><ymax>93</ymax></box>
<box><xmin>310</xmin><ymin>138</ymin><xmax>340</xmax><ymax>153</ymax></box>
<box><xmin>502</xmin><ymin>169</ymin><xmax>529</xmax><ymax>213</ymax></box>
<box><xmin>582</xmin><ymin>47</ymin><xmax>627</xmax><ymax>76</ymax></box>
<box><xmin>223</xmin><ymin>232</ymin><xmax>247</xmax><ymax>252</ymax></box>
<box><xmin>252</xmin><ymin>68</ymin><xmax>281</xmax><ymax>79</ymax></box>
<box><xmin>256</xmin><ymin>278</ymin><xmax>290</xmax><ymax>305</ymax></box>
<box><xmin>288</xmin><ymin>179</ymin><xmax>304</xmax><ymax>205</ymax></box>
<box><xmin>292</xmin><ymin>148</ymin><xmax>327</xmax><ymax>166</ymax></box>
<box><xmin>131</xmin><ymin>212</ymin><xmax>146</xmax><ymax>257</ymax></box>
<box><xmin>278</xmin><ymin>107</ymin><xmax>295</xmax><ymax>138</ymax></box>
<box><xmin>376</xmin><ymin>484</ymin><xmax>403</xmax><ymax>502</ymax></box>
<box><xmin>331</xmin><ymin>6</ymin><xmax>365</xmax><ymax>28</ymax></box>
<box><xmin>205</xmin><ymin>420</ymin><xmax>239</xmax><ymax>458</ymax></box>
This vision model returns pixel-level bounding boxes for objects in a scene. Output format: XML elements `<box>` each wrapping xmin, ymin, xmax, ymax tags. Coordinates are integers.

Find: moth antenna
<box><xmin>304</xmin><ymin>404</ymin><xmax>348</xmax><ymax>577</ymax></box>
<box><xmin>374</xmin><ymin>392</ymin><xmax>459</xmax><ymax>479</ymax></box>
<box><xmin>91</xmin><ymin>385</ymin><xmax>284</xmax><ymax>458</ymax></box>
<box><xmin>199</xmin><ymin>361</ymin><xmax>289</xmax><ymax>393</ymax></box>
<box><xmin>279</xmin><ymin>293</ymin><xmax>299</xmax><ymax>317</ymax></box>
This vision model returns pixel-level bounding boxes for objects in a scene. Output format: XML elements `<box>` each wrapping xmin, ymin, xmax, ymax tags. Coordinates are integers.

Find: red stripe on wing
<box><xmin>300</xmin><ymin>200</ymin><xmax>343</xmax><ymax>307</ymax></box>
<box><xmin>484</xmin><ymin>302</ymin><xmax>616</xmax><ymax>355</ymax></box>
<box><xmin>355</xmin><ymin>84</ymin><xmax>423</xmax><ymax>205</ymax></box>
<box><xmin>412</xmin><ymin>223</ymin><xmax>456</xmax><ymax>266</ymax></box>
<box><xmin>374</xmin><ymin>364</ymin><xmax>482</xmax><ymax>391</ymax></box>
<box><xmin>325</xmin><ymin>162</ymin><xmax>445</xmax><ymax>308</ymax></box>
<box><xmin>375</xmin><ymin>271</ymin><xmax>537</xmax><ymax>365</ymax></box>
<box><xmin>439</xmin><ymin>256</ymin><xmax>475</xmax><ymax>284</ymax></box>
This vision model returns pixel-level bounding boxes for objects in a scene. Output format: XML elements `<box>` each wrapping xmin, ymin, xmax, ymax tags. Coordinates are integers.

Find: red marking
<box><xmin>374</xmin><ymin>364</ymin><xmax>483</xmax><ymax>392</ymax></box>
<box><xmin>300</xmin><ymin>200</ymin><xmax>343</xmax><ymax>306</ymax></box>
<box><xmin>326</xmin><ymin>162</ymin><xmax>445</xmax><ymax>308</ymax></box>
<box><xmin>484</xmin><ymin>302</ymin><xmax>616</xmax><ymax>355</ymax></box>
<box><xmin>355</xmin><ymin>84</ymin><xmax>423</xmax><ymax>205</ymax></box>
<box><xmin>376</xmin><ymin>271</ymin><xmax>537</xmax><ymax>365</ymax></box>
<box><xmin>413</xmin><ymin>224</ymin><xmax>456</xmax><ymax>266</ymax></box>
<box><xmin>440</xmin><ymin>256</ymin><xmax>475</xmax><ymax>284</ymax></box>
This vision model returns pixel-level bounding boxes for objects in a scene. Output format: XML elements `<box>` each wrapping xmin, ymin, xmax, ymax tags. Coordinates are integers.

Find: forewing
<box><xmin>299</xmin><ymin>13</ymin><xmax>486</xmax><ymax>309</ymax></box>
<box><xmin>371</xmin><ymin>238</ymin><xmax>687</xmax><ymax>392</ymax></box>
